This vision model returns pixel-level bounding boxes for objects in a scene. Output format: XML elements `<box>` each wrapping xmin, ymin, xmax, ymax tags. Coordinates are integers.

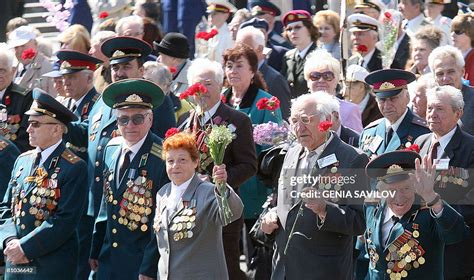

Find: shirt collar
<box><xmin>297</xmin><ymin>42</ymin><xmax>314</xmax><ymax>59</ymax></box>
<box><xmin>73</xmin><ymin>93</ymin><xmax>87</xmax><ymax>108</ymax></box>
<box><xmin>433</xmin><ymin>126</ymin><xmax>457</xmax><ymax>151</ymax></box>
<box><xmin>407</xmin><ymin>14</ymin><xmax>425</xmax><ymax>29</ymax></box>
<box><xmin>0</xmin><ymin>87</ymin><xmax>7</xmax><ymax>101</ymax></box>
<box><xmin>358</xmin><ymin>93</ymin><xmax>370</xmax><ymax>113</ymax></box>
<box><xmin>385</xmin><ymin>108</ymin><xmax>408</xmax><ymax>131</ymax></box>
<box><xmin>35</xmin><ymin>139</ymin><xmax>63</xmax><ymax>166</ymax></box>
<box><xmin>122</xmin><ymin>132</ymin><xmax>148</xmax><ymax>161</ymax></box>
<box><xmin>171</xmin><ymin>174</ymin><xmax>194</xmax><ymax>191</ymax></box>
<box><xmin>201</xmin><ymin>101</ymin><xmax>221</xmax><ymax>124</ymax></box>
<box><xmin>383</xmin><ymin>206</ymin><xmax>402</xmax><ymax>224</ymax></box>
<box><xmin>305</xmin><ymin>132</ymin><xmax>334</xmax><ymax>157</ymax></box>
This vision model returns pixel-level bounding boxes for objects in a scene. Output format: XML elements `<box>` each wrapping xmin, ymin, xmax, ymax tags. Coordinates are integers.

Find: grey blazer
<box><xmin>273</xmin><ymin>134</ymin><xmax>369</xmax><ymax>280</ymax></box>
<box><xmin>154</xmin><ymin>174</ymin><xmax>243</xmax><ymax>280</ymax></box>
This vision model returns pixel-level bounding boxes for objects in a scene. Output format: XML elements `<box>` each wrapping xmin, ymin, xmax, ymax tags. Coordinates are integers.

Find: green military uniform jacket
<box><xmin>90</xmin><ymin>132</ymin><xmax>168</xmax><ymax>279</ymax></box>
<box><xmin>364</xmin><ymin>199</ymin><xmax>468</xmax><ymax>279</ymax></box>
<box><xmin>0</xmin><ymin>143</ymin><xmax>87</xmax><ymax>280</ymax></box>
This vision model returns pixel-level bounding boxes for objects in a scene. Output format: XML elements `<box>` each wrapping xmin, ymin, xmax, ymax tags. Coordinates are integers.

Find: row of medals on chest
<box><xmin>170</xmin><ymin>199</ymin><xmax>197</xmax><ymax>242</ymax></box>
<box><xmin>12</xmin><ymin>167</ymin><xmax>60</xmax><ymax>228</ymax></box>
<box><xmin>368</xmin><ymin>217</ymin><xmax>426</xmax><ymax>280</ymax></box>
<box><xmin>105</xmin><ymin>169</ymin><xmax>153</xmax><ymax>232</ymax></box>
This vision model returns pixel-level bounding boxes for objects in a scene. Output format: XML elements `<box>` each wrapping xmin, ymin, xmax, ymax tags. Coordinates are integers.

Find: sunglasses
<box><xmin>27</xmin><ymin>120</ymin><xmax>60</xmax><ymax>128</ymax></box>
<box><xmin>453</xmin><ymin>29</ymin><xmax>464</xmax><ymax>35</ymax></box>
<box><xmin>290</xmin><ymin>113</ymin><xmax>318</xmax><ymax>125</ymax></box>
<box><xmin>286</xmin><ymin>25</ymin><xmax>303</xmax><ymax>32</ymax></box>
<box><xmin>117</xmin><ymin>113</ymin><xmax>149</xmax><ymax>126</ymax></box>
<box><xmin>309</xmin><ymin>71</ymin><xmax>335</xmax><ymax>82</ymax></box>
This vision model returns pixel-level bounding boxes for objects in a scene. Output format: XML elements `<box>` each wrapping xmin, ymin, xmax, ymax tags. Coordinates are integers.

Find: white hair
<box><xmin>143</xmin><ymin>61</ymin><xmax>172</xmax><ymax>93</ymax></box>
<box><xmin>426</xmin><ymin>85</ymin><xmax>464</xmax><ymax>111</ymax></box>
<box><xmin>91</xmin><ymin>31</ymin><xmax>116</xmax><ymax>45</ymax></box>
<box><xmin>291</xmin><ymin>92</ymin><xmax>339</xmax><ymax>121</ymax></box>
<box><xmin>187</xmin><ymin>58</ymin><xmax>224</xmax><ymax>85</ymax></box>
<box><xmin>428</xmin><ymin>45</ymin><xmax>465</xmax><ymax>74</ymax></box>
<box><xmin>116</xmin><ymin>15</ymin><xmax>144</xmax><ymax>35</ymax></box>
<box><xmin>304</xmin><ymin>49</ymin><xmax>341</xmax><ymax>82</ymax></box>
<box><xmin>236</xmin><ymin>26</ymin><xmax>266</xmax><ymax>48</ymax></box>
<box><xmin>408</xmin><ymin>74</ymin><xmax>436</xmax><ymax>98</ymax></box>
<box><xmin>0</xmin><ymin>43</ymin><xmax>15</xmax><ymax>68</ymax></box>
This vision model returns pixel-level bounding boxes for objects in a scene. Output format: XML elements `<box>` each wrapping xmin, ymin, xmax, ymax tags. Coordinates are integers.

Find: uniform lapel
<box><xmin>443</xmin><ymin>126</ymin><xmax>462</xmax><ymax>159</ymax></box>
<box><xmin>168</xmin><ymin>174</ymin><xmax>202</xmax><ymax>224</ymax></box>
<box><xmin>375</xmin><ymin>120</ymin><xmax>388</xmax><ymax>155</ymax></box>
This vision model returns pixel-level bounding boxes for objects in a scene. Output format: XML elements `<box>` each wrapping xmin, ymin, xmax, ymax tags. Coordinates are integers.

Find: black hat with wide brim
<box><xmin>101</xmin><ymin>36</ymin><xmax>152</xmax><ymax>65</ymax></box>
<box><xmin>366</xmin><ymin>151</ymin><xmax>421</xmax><ymax>184</ymax></box>
<box><xmin>25</xmin><ymin>88</ymin><xmax>78</xmax><ymax>125</ymax></box>
<box><xmin>102</xmin><ymin>78</ymin><xmax>165</xmax><ymax>109</ymax></box>
<box><xmin>153</xmin><ymin>32</ymin><xmax>190</xmax><ymax>59</ymax></box>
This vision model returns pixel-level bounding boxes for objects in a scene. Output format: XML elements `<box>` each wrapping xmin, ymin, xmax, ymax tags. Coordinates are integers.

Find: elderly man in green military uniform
<box><xmin>0</xmin><ymin>89</ymin><xmax>87</xmax><ymax>279</ymax></box>
<box><xmin>359</xmin><ymin>69</ymin><xmax>430</xmax><ymax>159</ymax></box>
<box><xmin>363</xmin><ymin>150</ymin><xmax>468</xmax><ymax>279</ymax></box>
<box><xmin>89</xmin><ymin>79</ymin><xmax>168</xmax><ymax>279</ymax></box>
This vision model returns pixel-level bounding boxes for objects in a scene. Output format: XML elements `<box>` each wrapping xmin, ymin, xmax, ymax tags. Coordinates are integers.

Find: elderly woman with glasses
<box><xmin>221</xmin><ymin>42</ymin><xmax>282</xmax><ymax>232</ymax></box>
<box><xmin>261</xmin><ymin>93</ymin><xmax>369</xmax><ymax>279</ymax></box>
<box><xmin>304</xmin><ymin>49</ymin><xmax>363</xmax><ymax>133</ymax></box>
<box><xmin>451</xmin><ymin>13</ymin><xmax>474</xmax><ymax>85</ymax></box>
<box><xmin>153</xmin><ymin>132</ymin><xmax>243</xmax><ymax>279</ymax></box>
<box><xmin>280</xmin><ymin>10</ymin><xmax>319</xmax><ymax>99</ymax></box>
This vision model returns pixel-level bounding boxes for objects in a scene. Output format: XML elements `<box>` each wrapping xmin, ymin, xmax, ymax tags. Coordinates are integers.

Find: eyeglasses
<box><xmin>285</xmin><ymin>25</ymin><xmax>303</xmax><ymax>32</ymax></box>
<box><xmin>117</xmin><ymin>113</ymin><xmax>149</xmax><ymax>126</ymax></box>
<box><xmin>290</xmin><ymin>113</ymin><xmax>318</xmax><ymax>125</ymax></box>
<box><xmin>27</xmin><ymin>121</ymin><xmax>60</xmax><ymax>128</ymax></box>
<box><xmin>309</xmin><ymin>71</ymin><xmax>335</xmax><ymax>82</ymax></box>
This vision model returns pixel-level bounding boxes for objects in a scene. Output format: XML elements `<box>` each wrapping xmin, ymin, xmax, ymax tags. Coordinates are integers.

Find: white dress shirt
<box><xmin>431</xmin><ymin>126</ymin><xmax>456</xmax><ymax>160</ymax></box>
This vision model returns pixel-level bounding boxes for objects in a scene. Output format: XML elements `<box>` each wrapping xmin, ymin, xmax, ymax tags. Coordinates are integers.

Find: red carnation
<box><xmin>4</xmin><ymin>95</ymin><xmax>11</xmax><ymax>106</ymax></box>
<box><xmin>180</xmin><ymin>83</ymin><xmax>207</xmax><ymax>100</ymax></box>
<box><xmin>404</xmin><ymin>144</ymin><xmax>420</xmax><ymax>153</ymax></box>
<box><xmin>195</xmin><ymin>29</ymin><xmax>219</xmax><ymax>41</ymax></box>
<box><xmin>266</xmin><ymin>96</ymin><xmax>280</xmax><ymax>111</ymax></box>
<box><xmin>356</xmin><ymin>45</ymin><xmax>368</xmax><ymax>53</ymax></box>
<box><xmin>318</xmin><ymin>121</ymin><xmax>333</xmax><ymax>132</ymax></box>
<box><xmin>21</xmin><ymin>48</ymin><xmax>36</xmax><ymax>60</ymax></box>
<box><xmin>99</xmin><ymin>11</ymin><xmax>109</xmax><ymax>19</ymax></box>
<box><xmin>168</xmin><ymin>66</ymin><xmax>177</xmax><ymax>74</ymax></box>
<box><xmin>165</xmin><ymin>127</ymin><xmax>180</xmax><ymax>139</ymax></box>
<box><xmin>384</xmin><ymin>11</ymin><xmax>392</xmax><ymax>19</ymax></box>
<box><xmin>179</xmin><ymin>91</ymin><xmax>190</xmax><ymax>100</ymax></box>
<box><xmin>220</xmin><ymin>95</ymin><xmax>227</xmax><ymax>104</ymax></box>
<box><xmin>256</xmin><ymin>97</ymin><xmax>269</xmax><ymax>110</ymax></box>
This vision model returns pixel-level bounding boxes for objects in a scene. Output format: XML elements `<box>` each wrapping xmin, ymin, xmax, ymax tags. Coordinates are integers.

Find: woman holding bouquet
<box><xmin>222</xmin><ymin>43</ymin><xmax>282</xmax><ymax>229</ymax></box>
<box><xmin>153</xmin><ymin>132</ymin><xmax>243</xmax><ymax>279</ymax></box>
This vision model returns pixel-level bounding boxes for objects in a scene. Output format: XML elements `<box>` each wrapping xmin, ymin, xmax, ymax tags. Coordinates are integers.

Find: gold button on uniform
<box><xmin>112</xmin><ymin>214</ymin><xmax>117</xmax><ymax>220</ymax></box>
<box><xmin>95</xmin><ymin>161</ymin><xmax>100</xmax><ymax>167</ymax></box>
<box><xmin>20</xmin><ymin>224</ymin><xmax>25</xmax><ymax>230</ymax></box>
<box><xmin>113</xmin><ymin>200</ymin><xmax>118</xmax><ymax>205</ymax></box>
<box><xmin>112</xmin><ymin>228</ymin><xmax>117</xmax><ymax>234</ymax></box>
<box><xmin>112</xmin><ymin>242</ymin><xmax>118</xmax><ymax>248</ymax></box>
<box><xmin>95</xmin><ymin>177</ymin><xmax>100</xmax><ymax>182</ymax></box>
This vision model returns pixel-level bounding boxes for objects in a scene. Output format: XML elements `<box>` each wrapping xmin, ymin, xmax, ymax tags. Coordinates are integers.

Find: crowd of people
<box><xmin>0</xmin><ymin>0</ymin><xmax>473</xmax><ymax>279</ymax></box>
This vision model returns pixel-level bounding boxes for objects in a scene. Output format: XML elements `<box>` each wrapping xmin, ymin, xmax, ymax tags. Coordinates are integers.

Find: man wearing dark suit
<box><xmin>0</xmin><ymin>89</ymin><xmax>87</xmax><ymax>279</ymax></box>
<box><xmin>90</xmin><ymin>79</ymin><xmax>169</xmax><ymax>279</ymax></box>
<box><xmin>340</xmin><ymin>125</ymin><xmax>360</xmax><ymax>148</ymax></box>
<box><xmin>362</xmin><ymin>93</ymin><xmax>383</xmax><ymax>127</ymax></box>
<box><xmin>359</xmin><ymin>70</ymin><xmax>430</xmax><ymax>159</ymax></box>
<box><xmin>261</xmin><ymin>93</ymin><xmax>368</xmax><ymax>279</ymax></box>
<box><xmin>414</xmin><ymin>85</ymin><xmax>474</xmax><ymax>279</ymax></box>
<box><xmin>178</xmin><ymin>58</ymin><xmax>257</xmax><ymax>280</ymax></box>
<box><xmin>429</xmin><ymin>45</ymin><xmax>474</xmax><ymax>135</ymax></box>
<box><xmin>236</xmin><ymin>22</ymin><xmax>291</xmax><ymax>119</ymax></box>
<box><xmin>0</xmin><ymin>48</ymin><xmax>32</xmax><ymax>153</ymax></box>
<box><xmin>392</xmin><ymin>32</ymin><xmax>411</xmax><ymax>70</ymax></box>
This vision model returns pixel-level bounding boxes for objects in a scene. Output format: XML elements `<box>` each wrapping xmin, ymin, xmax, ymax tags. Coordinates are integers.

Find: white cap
<box><xmin>8</xmin><ymin>26</ymin><xmax>37</xmax><ymax>48</ymax></box>
<box><xmin>346</xmin><ymin>65</ymin><xmax>369</xmax><ymax>83</ymax></box>
<box><xmin>348</xmin><ymin>13</ymin><xmax>380</xmax><ymax>32</ymax></box>
<box><xmin>206</xmin><ymin>0</ymin><xmax>237</xmax><ymax>13</ymax></box>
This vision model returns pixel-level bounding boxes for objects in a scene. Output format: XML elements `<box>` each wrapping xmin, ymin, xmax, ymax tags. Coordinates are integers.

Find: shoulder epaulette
<box><xmin>92</xmin><ymin>92</ymin><xmax>100</xmax><ymax>102</ymax></box>
<box><xmin>150</xmin><ymin>142</ymin><xmax>163</xmax><ymax>159</ymax></box>
<box><xmin>106</xmin><ymin>136</ymin><xmax>123</xmax><ymax>147</ymax></box>
<box><xmin>0</xmin><ymin>140</ymin><xmax>9</xmax><ymax>151</ymax></box>
<box><xmin>61</xmin><ymin>148</ymin><xmax>81</xmax><ymax>164</ymax></box>
<box><xmin>365</xmin><ymin>118</ymin><xmax>384</xmax><ymax>129</ymax></box>
<box><xmin>411</xmin><ymin>115</ymin><xmax>428</xmax><ymax>127</ymax></box>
